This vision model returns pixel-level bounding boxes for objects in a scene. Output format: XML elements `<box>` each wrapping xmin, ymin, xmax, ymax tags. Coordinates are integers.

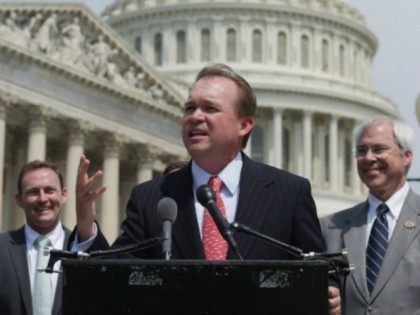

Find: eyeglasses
<box><xmin>354</xmin><ymin>144</ymin><xmax>399</xmax><ymax>158</ymax></box>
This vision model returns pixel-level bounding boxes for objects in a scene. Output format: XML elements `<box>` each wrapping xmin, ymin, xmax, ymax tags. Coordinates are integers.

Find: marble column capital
<box><xmin>65</xmin><ymin>121</ymin><xmax>88</xmax><ymax>146</ymax></box>
<box><xmin>104</xmin><ymin>139</ymin><xmax>121</xmax><ymax>159</ymax></box>
<box><xmin>28</xmin><ymin>107</ymin><xmax>49</xmax><ymax>132</ymax></box>
<box><xmin>0</xmin><ymin>92</ymin><xmax>18</xmax><ymax>107</ymax></box>
<box><xmin>136</xmin><ymin>144</ymin><xmax>161</xmax><ymax>166</ymax></box>
<box><xmin>0</xmin><ymin>103</ymin><xmax>5</xmax><ymax>119</ymax></box>
<box><xmin>303</xmin><ymin>110</ymin><xmax>314</xmax><ymax>117</ymax></box>
<box><xmin>273</xmin><ymin>107</ymin><xmax>285</xmax><ymax>115</ymax></box>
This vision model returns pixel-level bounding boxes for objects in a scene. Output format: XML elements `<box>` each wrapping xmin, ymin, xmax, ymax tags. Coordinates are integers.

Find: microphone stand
<box><xmin>44</xmin><ymin>236</ymin><xmax>163</xmax><ymax>274</ymax></box>
<box><xmin>231</xmin><ymin>222</ymin><xmax>352</xmax><ymax>277</ymax></box>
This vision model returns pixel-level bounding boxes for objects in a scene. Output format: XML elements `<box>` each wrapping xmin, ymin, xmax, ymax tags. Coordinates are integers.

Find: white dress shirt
<box><xmin>365</xmin><ymin>182</ymin><xmax>410</xmax><ymax>247</ymax></box>
<box><xmin>25</xmin><ymin>222</ymin><xmax>65</xmax><ymax>304</ymax></box>
<box><xmin>192</xmin><ymin>152</ymin><xmax>243</xmax><ymax>239</ymax></box>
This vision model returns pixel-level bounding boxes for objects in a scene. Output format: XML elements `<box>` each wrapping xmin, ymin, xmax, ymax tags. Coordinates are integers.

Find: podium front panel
<box><xmin>63</xmin><ymin>259</ymin><xmax>328</xmax><ymax>314</ymax></box>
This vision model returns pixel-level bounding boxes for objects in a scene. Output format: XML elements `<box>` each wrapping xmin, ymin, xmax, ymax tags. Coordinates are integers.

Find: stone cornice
<box><xmin>103</xmin><ymin>0</ymin><xmax>365</xmax><ymax>24</ymax></box>
<box><xmin>0</xmin><ymin>39</ymin><xmax>182</xmax><ymax>119</ymax></box>
<box><xmin>0</xmin><ymin>4</ymin><xmax>185</xmax><ymax>117</ymax></box>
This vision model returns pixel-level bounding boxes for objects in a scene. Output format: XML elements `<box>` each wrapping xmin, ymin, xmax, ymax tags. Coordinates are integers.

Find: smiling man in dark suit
<box><xmin>321</xmin><ymin>117</ymin><xmax>420</xmax><ymax>315</ymax></box>
<box><xmin>75</xmin><ymin>63</ymin><xmax>340</xmax><ymax>314</ymax></box>
<box><xmin>0</xmin><ymin>160</ymin><xmax>69</xmax><ymax>315</ymax></box>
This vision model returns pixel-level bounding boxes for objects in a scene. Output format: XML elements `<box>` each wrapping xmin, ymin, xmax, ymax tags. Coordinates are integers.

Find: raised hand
<box><xmin>75</xmin><ymin>155</ymin><xmax>107</xmax><ymax>241</ymax></box>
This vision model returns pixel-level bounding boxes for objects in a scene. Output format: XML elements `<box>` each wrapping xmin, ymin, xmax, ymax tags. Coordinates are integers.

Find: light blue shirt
<box><xmin>192</xmin><ymin>152</ymin><xmax>243</xmax><ymax>239</ymax></box>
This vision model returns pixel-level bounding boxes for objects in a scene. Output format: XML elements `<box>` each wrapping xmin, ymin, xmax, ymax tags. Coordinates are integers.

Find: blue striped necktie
<box><xmin>366</xmin><ymin>203</ymin><xmax>389</xmax><ymax>294</ymax></box>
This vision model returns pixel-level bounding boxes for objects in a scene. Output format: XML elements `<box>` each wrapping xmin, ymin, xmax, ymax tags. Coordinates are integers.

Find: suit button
<box><xmin>367</xmin><ymin>306</ymin><xmax>374</xmax><ymax>312</ymax></box>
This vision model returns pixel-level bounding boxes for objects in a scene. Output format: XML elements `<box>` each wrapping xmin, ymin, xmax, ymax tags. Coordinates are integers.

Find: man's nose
<box><xmin>190</xmin><ymin>108</ymin><xmax>205</xmax><ymax>121</ymax></box>
<box><xmin>364</xmin><ymin>149</ymin><xmax>377</xmax><ymax>160</ymax></box>
<box><xmin>38</xmin><ymin>190</ymin><xmax>48</xmax><ymax>202</ymax></box>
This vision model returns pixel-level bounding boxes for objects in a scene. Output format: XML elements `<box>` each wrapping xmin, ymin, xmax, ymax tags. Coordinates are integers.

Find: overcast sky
<box><xmin>7</xmin><ymin>0</ymin><xmax>420</xmax><ymax>191</ymax></box>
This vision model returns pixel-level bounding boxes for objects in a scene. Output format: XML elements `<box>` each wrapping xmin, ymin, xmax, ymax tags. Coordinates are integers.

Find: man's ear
<box><xmin>240</xmin><ymin>116</ymin><xmax>255</xmax><ymax>136</ymax></box>
<box><xmin>61</xmin><ymin>187</ymin><xmax>68</xmax><ymax>204</ymax></box>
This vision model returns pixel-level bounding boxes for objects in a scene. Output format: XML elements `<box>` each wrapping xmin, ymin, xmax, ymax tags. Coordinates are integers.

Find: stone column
<box><xmin>273</xmin><ymin>108</ymin><xmax>283</xmax><ymax>169</ymax></box>
<box><xmin>292</xmin><ymin>118</ymin><xmax>303</xmax><ymax>175</ymax></box>
<box><xmin>303</xmin><ymin>111</ymin><xmax>312</xmax><ymax>179</ymax></box>
<box><xmin>101</xmin><ymin>138</ymin><xmax>120</xmax><ymax>242</ymax></box>
<box><xmin>0</xmin><ymin>104</ymin><xmax>5</xmax><ymax>229</ymax></box>
<box><xmin>352</xmin><ymin>121</ymin><xmax>362</xmax><ymax>195</ymax></box>
<box><xmin>329</xmin><ymin>115</ymin><xmax>338</xmax><ymax>191</ymax></box>
<box><xmin>27</xmin><ymin>109</ymin><xmax>46</xmax><ymax>162</ymax></box>
<box><xmin>63</xmin><ymin>125</ymin><xmax>84</xmax><ymax>228</ymax></box>
<box><xmin>13</xmin><ymin>144</ymin><xmax>27</xmax><ymax>229</ymax></box>
<box><xmin>337</xmin><ymin>129</ymin><xmax>345</xmax><ymax>192</ymax></box>
<box><xmin>312</xmin><ymin>122</ymin><xmax>324</xmax><ymax>188</ymax></box>
<box><xmin>136</xmin><ymin>145</ymin><xmax>156</xmax><ymax>183</ymax></box>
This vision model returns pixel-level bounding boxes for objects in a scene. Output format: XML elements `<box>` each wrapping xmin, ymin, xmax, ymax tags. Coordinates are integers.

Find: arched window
<box><xmin>154</xmin><ymin>32</ymin><xmax>163</xmax><ymax>66</ymax></box>
<box><xmin>301</xmin><ymin>34</ymin><xmax>309</xmax><ymax>68</ymax></box>
<box><xmin>277</xmin><ymin>31</ymin><xmax>287</xmax><ymax>65</ymax></box>
<box><xmin>176</xmin><ymin>30</ymin><xmax>186</xmax><ymax>63</ymax></box>
<box><xmin>201</xmin><ymin>29</ymin><xmax>210</xmax><ymax>62</ymax></box>
<box><xmin>252</xmin><ymin>29</ymin><xmax>262</xmax><ymax>63</ymax></box>
<box><xmin>135</xmin><ymin>36</ymin><xmax>142</xmax><ymax>54</ymax></box>
<box><xmin>321</xmin><ymin>39</ymin><xmax>329</xmax><ymax>72</ymax></box>
<box><xmin>353</xmin><ymin>48</ymin><xmax>358</xmax><ymax>81</ymax></box>
<box><xmin>226</xmin><ymin>28</ymin><xmax>236</xmax><ymax>62</ymax></box>
<box><xmin>339</xmin><ymin>44</ymin><xmax>345</xmax><ymax>77</ymax></box>
<box><xmin>251</xmin><ymin>125</ymin><xmax>264</xmax><ymax>163</ymax></box>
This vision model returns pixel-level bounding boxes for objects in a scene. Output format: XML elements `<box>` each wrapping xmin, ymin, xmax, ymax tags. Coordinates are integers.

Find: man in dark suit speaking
<box><xmin>75</xmin><ymin>63</ymin><xmax>340</xmax><ymax>314</ymax></box>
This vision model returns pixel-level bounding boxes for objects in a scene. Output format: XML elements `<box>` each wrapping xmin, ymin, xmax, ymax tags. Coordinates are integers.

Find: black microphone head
<box><xmin>157</xmin><ymin>197</ymin><xmax>178</xmax><ymax>223</ymax></box>
<box><xmin>196</xmin><ymin>185</ymin><xmax>216</xmax><ymax>207</ymax></box>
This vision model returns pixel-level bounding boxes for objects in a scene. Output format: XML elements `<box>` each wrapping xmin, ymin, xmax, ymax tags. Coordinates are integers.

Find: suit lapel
<box><xmin>8</xmin><ymin>227</ymin><xmax>32</xmax><ymax>314</ymax></box>
<box><xmin>233</xmin><ymin>154</ymin><xmax>275</xmax><ymax>258</ymax></box>
<box><xmin>342</xmin><ymin>202</ymin><xmax>370</xmax><ymax>302</ymax></box>
<box><xmin>370</xmin><ymin>191</ymin><xmax>420</xmax><ymax>300</ymax></box>
<box><xmin>162</xmin><ymin>164</ymin><xmax>204</xmax><ymax>259</ymax></box>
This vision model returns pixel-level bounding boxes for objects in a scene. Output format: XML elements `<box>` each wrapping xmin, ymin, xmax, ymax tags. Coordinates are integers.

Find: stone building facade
<box><xmin>0</xmin><ymin>0</ymin><xmax>400</xmax><ymax>241</ymax></box>
<box><xmin>102</xmin><ymin>0</ymin><xmax>399</xmax><ymax>214</ymax></box>
<box><xmin>0</xmin><ymin>3</ymin><xmax>187</xmax><ymax>241</ymax></box>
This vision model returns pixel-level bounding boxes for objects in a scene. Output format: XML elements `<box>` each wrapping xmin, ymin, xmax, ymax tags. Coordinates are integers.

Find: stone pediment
<box><xmin>0</xmin><ymin>3</ymin><xmax>185</xmax><ymax>115</ymax></box>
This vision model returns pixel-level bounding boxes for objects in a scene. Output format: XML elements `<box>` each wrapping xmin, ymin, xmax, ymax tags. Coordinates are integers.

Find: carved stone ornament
<box><xmin>0</xmin><ymin>7</ymin><xmax>179</xmax><ymax>108</ymax></box>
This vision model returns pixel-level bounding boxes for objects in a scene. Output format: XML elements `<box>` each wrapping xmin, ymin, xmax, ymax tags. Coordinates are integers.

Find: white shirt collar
<box><xmin>191</xmin><ymin>152</ymin><xmax>243</xmax><ymax>196</ymax></box>
<box><xmin>25</xmin><ymin>221</ymin><xmax>64</xmax><ymax>249</ymax></box>
<box><xmin>367</xmin><ymin>181</ymin><xmax>410</xmax><ymax>220</ymax></box>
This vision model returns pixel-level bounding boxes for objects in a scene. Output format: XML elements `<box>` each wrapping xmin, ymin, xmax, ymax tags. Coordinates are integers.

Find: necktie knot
<box><xmin>34</xmin><ymin>235</ymin><xmax>51</xmax><ymax>250</ymax></box>
<box><xmin>376</xmin><ymin>203</ymin><xmax>389</xmax><ymax>218</ymax></box>
<box><xmin>208</xmin><ymin>176</ymin><xmax>223</xmax><ymax>193</ymax></box>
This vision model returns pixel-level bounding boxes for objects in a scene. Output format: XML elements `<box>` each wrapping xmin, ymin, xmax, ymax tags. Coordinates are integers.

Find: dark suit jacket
<box><xmin>96</xmin><ymin>154</ymin><xmax>325</xmax><ymax>259</ymax></box>
<box><xmin>0</xmin><ymin>225</ymin><xmax>70</xmax><ymax>315</ymax></box>
<box><xmin>320</xmin><ymin>190</ymin><xmax>420</xmax><ymax>315</ymax></box>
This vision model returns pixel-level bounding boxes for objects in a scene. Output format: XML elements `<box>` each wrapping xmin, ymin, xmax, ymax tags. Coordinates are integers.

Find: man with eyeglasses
<box><xmin>320</xmin><ymin>116</ymin><xmax>420</xmax><ymax>315</ymax></box>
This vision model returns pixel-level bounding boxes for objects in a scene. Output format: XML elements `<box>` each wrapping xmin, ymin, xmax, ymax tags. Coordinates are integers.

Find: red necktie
<box><xmin>202</xmin><ymin>176</ymin><xmax>228</xmax><ymax>260</ymax></box>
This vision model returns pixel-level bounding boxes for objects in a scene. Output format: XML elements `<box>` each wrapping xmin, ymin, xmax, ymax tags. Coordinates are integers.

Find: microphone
<box><xmin>157</xmin><ymin>197</ymin><xmax>178</xmax><ymax>260</ymax></box>
<box><xmin>196</xmin><ymin>185</ymin><xmax>242</xmax><ymax>260</ymax></box>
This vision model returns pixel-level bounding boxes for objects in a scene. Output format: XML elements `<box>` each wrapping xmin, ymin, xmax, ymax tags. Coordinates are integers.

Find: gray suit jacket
<box><xmin>0</xmin><ymin>225</ymin><xmax>69</xmax><ymax>315</ymax></box>
<box><xmin>320</xmin><ymin>190</ymin><xmax>420</xmax><ymax>315</ymax></box>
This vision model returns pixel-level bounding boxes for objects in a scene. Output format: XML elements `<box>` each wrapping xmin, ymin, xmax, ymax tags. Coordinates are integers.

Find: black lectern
<box><xmin>62</xmin><ymin>259</ymin><xmax>328</xmax><ymax>314</ymax></box>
